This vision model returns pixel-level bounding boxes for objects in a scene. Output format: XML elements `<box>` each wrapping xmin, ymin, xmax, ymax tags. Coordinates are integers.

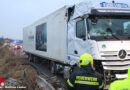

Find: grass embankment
<box><xmin>0</xmin><ymin>48</ymin><xmax>41</xmax><ymax>90</ymax></box>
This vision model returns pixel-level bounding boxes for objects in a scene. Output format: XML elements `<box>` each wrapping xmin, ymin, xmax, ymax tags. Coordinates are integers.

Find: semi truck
<box><xmin>23</xmin><ymin>0</ymin><xmax>130</xmax><ymax>88</ymax></box>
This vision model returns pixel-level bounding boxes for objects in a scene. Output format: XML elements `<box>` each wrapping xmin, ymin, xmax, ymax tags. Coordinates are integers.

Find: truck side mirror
<box><xmin>83</xmin><ymin>37</ymin><xmax>86</xmax><ymax>41</ymax></box>
<box><xmin>91</xmin><ymin>16</ymin><xmax>98</xmax><ymax>25</ymax></box>
<box><xmin>81</xmin><ymin>35</ymin><xmax>86</xmax><ymax>41</ymax></box>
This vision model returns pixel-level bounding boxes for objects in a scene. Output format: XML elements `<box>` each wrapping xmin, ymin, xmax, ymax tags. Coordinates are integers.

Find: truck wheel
<box><xmin>48</xmin><ymin>60</ymin><xmax>51</xmax><ymax>69</ymax></box>
<box><xmin>50</xmin><ymin>61</ymin><xmax>56</xmax><ymax>74</ymax></box>
<box><xmin>28</xmin><ymin>54</ymin><xmax>33</xmax><ymax>62</ymax></box>
<box><xmin>34</xmin><ymin>56</ymin><xmax>38</xmax><ymax>64</ymax></box>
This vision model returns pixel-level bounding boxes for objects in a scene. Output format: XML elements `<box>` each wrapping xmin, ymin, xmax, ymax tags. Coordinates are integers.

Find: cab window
<box><xmin>76</xmin><ymin>20</ymin><xmax>86</xmax><ymax>39</ymax></box>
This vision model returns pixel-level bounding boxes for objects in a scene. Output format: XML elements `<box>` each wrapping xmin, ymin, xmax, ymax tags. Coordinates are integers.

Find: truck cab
<box><xmin>67</xmin><ymin>0</ymin><xmax>130</xmax><ymax>88</ymax></box>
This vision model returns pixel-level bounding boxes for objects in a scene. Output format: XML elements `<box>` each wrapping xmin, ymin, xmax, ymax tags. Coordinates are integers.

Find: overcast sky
<box><xmin>0</xmin><ymin>0</ymin><xmax>84</xmax><ymax>40</ymax></box>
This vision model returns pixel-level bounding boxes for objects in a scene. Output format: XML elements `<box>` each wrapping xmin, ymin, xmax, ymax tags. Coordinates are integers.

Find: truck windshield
<box><xmin>88</xmin><ymin>16</ymin><xmax>130</xmax><ymax>41</ymax></box>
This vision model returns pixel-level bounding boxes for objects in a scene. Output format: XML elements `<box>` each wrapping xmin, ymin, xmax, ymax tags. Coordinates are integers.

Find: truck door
<box><xmin>73</xmin><ymin>19</ymin><xmax>87</xmax><ymax>56</ymax></box>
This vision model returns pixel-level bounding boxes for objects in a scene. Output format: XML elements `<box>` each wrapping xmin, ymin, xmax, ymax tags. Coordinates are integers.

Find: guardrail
<box><xmin>37</xmin><ymin>76</ymin><xmax>56</xmax><ymax>90</ymax></box>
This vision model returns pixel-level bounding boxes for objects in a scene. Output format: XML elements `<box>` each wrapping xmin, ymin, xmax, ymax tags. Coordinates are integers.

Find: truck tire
<box><xmin>48</xmin><ymin>60</ymin><xmax>51</xmax><ymax>69</ymax></box>
<box><xmin>33</xmin><ymin>56</ymin><xmax>38</xmax><ymax>64</ymax></box>
<box><xmin>50</xmin><ymin>61</ymin><xmax>57</xmax><ymax>74</ymax></box>
<box><xmin>28</xmin><ymin>54</ymin><xmax>33</xmax><ymax>62</ymax></box>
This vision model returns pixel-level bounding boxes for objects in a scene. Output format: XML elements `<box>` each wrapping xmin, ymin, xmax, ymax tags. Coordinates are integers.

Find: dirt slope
<box><xmin>0</xmin><ymin>48</ymin><xmax>42</xmax><ymax>90</ymax></box>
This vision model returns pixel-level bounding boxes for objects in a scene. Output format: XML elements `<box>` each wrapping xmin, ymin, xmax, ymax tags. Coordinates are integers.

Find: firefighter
<box><xmin>67</xmin><ymin>53</ymin><xmax>104</xmax><ymax>90</ymax></box>
<box><xmin>109</xmin><ymin>66</ymin><xmax>130</xmax><ymax>90</ymax></box>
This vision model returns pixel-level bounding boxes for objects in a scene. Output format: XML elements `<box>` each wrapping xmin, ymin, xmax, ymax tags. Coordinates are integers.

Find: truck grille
<box><xmin>100</xmin><ymin>50</ymin><xmax>130</xmax><ymax>60</ymax></box>
<box><xmin>102</xmin><ymin>61</ymin><xmax>130</xmax><ymax>70</ymax></box>
<box><xmin>100</xmin><ymin>50</ymin><xmax>130</xmax><ymax>70</ymax></box>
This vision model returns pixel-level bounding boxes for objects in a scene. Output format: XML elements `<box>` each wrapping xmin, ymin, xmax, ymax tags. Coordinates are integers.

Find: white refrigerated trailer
<box><xmin>23</xmin><ymin>0</ymin><xmax>130</xmax><ymax>88</ymax></box>
<box><xmin>23</xmin><ymin>6</ymin><xmax>67</xmax><ymax>64</ymax></box>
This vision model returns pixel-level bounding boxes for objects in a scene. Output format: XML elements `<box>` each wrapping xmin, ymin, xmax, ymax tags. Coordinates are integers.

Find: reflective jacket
<box><xmin>67</xmin><ymin>66</ymin><xmax>104</xmax><ymax>90</ymax></box>
<box><xmin>109</xmin><ymin>66</ymin><xmax>130</xmax><ymax>90</ymax></box>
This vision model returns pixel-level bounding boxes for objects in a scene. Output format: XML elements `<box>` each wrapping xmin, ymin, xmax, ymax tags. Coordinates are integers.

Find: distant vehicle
<box><xmin>11</xmin><ymin>40</ymin><xmax>23</xmax><ymax>49</ymax></box>
<box><xmin>23</xmin><ymin>0</ymin><xmax>130</xmax><ymax>89</ymax></box>
<box><xmin>14</xmin><ymin>43</ymin><xmax>23</xmax><ymax>49</ymax></box>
